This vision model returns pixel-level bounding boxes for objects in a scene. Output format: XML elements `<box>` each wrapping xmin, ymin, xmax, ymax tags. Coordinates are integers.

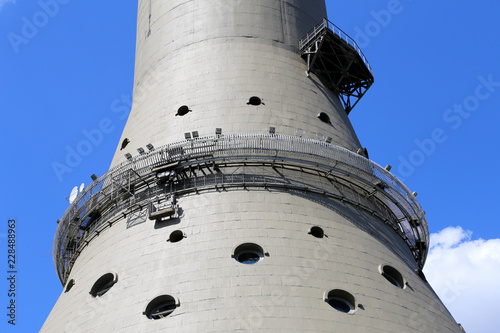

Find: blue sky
<box><xmin>1</xmin><ymin>1</ymin><xmax>499</xmax><ymax>332</ymax></box>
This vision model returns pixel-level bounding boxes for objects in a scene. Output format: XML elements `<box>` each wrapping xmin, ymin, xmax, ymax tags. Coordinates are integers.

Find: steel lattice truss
<box><xmin>300</xmin><ymin>18</ymin><xmax>374</xmax><ymax>114</ymax></box>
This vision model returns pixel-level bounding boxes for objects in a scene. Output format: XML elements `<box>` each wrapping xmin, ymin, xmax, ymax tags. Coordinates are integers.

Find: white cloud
<box><xmin>424</xmin><ymin>226</ymin><xmax>500</xmax><ymax>333</ymax></box>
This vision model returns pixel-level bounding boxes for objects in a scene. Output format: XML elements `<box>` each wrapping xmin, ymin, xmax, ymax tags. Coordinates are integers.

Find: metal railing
<box><xmin>53</xmin><ymin>134</ymin><xmax>428</xmax><ymax>284</ymax></box>
<box><xmin>299</xmin><ymin>18</ymin><xmax>373</xmax><ymax>75</ymax></box>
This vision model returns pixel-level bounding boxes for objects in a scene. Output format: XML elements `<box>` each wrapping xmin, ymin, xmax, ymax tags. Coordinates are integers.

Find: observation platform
<box><xmin>54</xmin><ymin>134</ymin><xmax>428</xmax><ymax>285</ymax></box>
<box><xmin>299</xmin><ymin>18</ymin><xmax>374</xmax><ymax>114</ymax></box>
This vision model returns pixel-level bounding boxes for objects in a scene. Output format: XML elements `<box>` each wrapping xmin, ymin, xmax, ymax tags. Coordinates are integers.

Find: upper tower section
<box><xmin>51</xmin><ymin>0</ymin><xmax>429</xmax><ymax>290</ymax></box>
<box><xmin>110</xmin><ymin>0</ymin><xmax>367</xmax><ymax>167</ymax></box>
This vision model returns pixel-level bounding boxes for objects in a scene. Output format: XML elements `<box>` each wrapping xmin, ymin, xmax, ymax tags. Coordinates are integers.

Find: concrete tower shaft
<box><xmin>111</xmin><ymin>0</ymin><xmax>361</xmax><ymax>167</ymax></box>
<box><xmin>42</xmin><ymin>1</ymin><xmax>465</xmax><ymax>332</ymax></box>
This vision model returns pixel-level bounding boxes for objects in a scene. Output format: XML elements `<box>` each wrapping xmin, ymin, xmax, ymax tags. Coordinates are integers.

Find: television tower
<box><xmin>43</xmin><ymin>1</ymin><xmax>465</xmax><ymax>332</ymax></box>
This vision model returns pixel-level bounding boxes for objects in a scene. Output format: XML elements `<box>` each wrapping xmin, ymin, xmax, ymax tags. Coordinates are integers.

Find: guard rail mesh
<box><xmin>54</xmin><ymin>134</ymin><xmax>428</xmax><ymax>283</ymax></box>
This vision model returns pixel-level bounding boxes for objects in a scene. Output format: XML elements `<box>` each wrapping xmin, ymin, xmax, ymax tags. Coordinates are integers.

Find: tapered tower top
<box><xmin>111</xmin><ymin>0</ymin><xmax>371</xmax><ymax>168</ymax></box>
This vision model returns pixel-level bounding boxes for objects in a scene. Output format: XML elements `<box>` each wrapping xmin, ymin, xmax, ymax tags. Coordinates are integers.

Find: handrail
<box><xmin>299</xmin><ymin>18</ymin><xmax>373</xmax><ymax>75</ymax></box>
<box><xmin>53</xmin><ymin>134</ymin><xmax>428</xmax><ymax>284</ymax></box>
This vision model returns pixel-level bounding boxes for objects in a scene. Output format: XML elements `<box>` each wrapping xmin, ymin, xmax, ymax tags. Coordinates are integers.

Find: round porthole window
<box><xmin>247</xmin><ymin>96</ymin><xmax>262</xmax><ymax>106</ymax></box>
<box><xmin>90</xmin><ymin>273</ymin><xmax>117</xmax><ymax>298</ymax></box>
<box><xmin>309</xmin><ymin>226</ymin><xmax>324</xmax><ymax>238</ymax></box>
<box><xmin>317</xmin><ymin>112</ymin><xmax>331</xmax><ymax>124</ymax></box>
<box><xmin>325</xmin><ymin>289</ymin><xmax>356</xmax><ymax>314</ymax></box>
<box><xmin>144</xmin><ymin>295</ymin><xmax>179</xmax><ymax>320</ymax></box>
<box><xmin>65</xmin><ymin>279</ymin><xmax>75</xmax><ymax>293</ymax></box>
<box><xmin>176</xmin><ymin>105</ymin><xmax>191</xmax><ymax>116</ymax></box>
<box><xmin>380</xmin><ymin>265</ymin><xmax>405</xmax><ymax>289</ymax></box>
<box><xmin>169</xmin><ymin>230</ymin><xmax>185</xmax><ymax>243</ymax></box>
<box><xmin>120</xmin><ymin>138</ymin><xmax>130</xmax><ymax>150</ymax></box>
<box><xmin>327</xmin><ymin>297</ymin><xmax>353</xmax><ymax>313</ymax></box>
<box><xmin>233</xmin><ymin>243</ymin><xmax>264</xmax><ymax>264</ymax></box>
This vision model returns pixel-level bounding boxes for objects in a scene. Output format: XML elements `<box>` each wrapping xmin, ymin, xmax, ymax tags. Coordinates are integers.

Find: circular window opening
<box><xmin>234</xmin><ymin>243</ymin><xmax>264</xmax><ymax>264</ymax></box>
<box><xmin>120</xmin><ymin>138</ymin><xmax>130</xmax><ymax>150</ymax></box>
<box><xmin>309</xmin><ymin>226</ymin><xmax>324</xmax><ymax>238</ymax></box>
<box><xmin>169</xmin><ymin>230</ymin><xmax>184</xmax><ymax>243</ymax></box>
<box><xmin>381</xmin><ymin>265</ymin><xmax>404</xmax><ymax>289</ymax></box>
<box><xmin>247</xmin><ymin>96</ymin><xmax>262</xmax><ymax>106</ymax></box>
<box><xmin>327</xmin><ymin>297</ymin><xmax>352</xmax><ymax>313</ymax></box>
<box><xmin>176</xmin><ymin>105</ymin><xmax>191</xmax><ymax>116</ymax></box>
<box><xmin>317</xmin><ymin>112</ymin><xmax>331</xmax><ymax>124</ymax></box>
<box><xmin>144</xmin><ymin>295</ymin><xmax>178</xmax><ymax>320</ymax></box>
<box><xmin>65</xmin><ymin>279</ymin><xmax>75</xmax><ymax>293</ymax></box>
<box><xmin>90</xmin><ymin>273</ymin><xmax>117</xmax><ymax>298</ymax></box>
<box><xmin>325</xmin><ymin>289</ymin><xmax>355</xmax><ymax>314</ymax></box>
<box><xmin>236</xmin><ymin>251</ymin><xmax>262</xmax><ymax>264</ymax></box>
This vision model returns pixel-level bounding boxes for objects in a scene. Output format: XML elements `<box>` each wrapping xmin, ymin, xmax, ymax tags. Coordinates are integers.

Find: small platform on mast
<box><xmin>299</xmin><ymin>18</ymin><xmax>374</xmax><ymax>114</ymax></box>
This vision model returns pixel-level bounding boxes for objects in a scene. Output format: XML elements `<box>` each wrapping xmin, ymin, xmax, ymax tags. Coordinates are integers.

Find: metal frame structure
<box><xmin>299</xmin><ymin>18</ymin><xmax>374</xmax><ymax>114</ymax></box>
<box><xmin>54</xmin><ymin>134</ymin><xmax>429</xmax><ymax>285</ymax></box>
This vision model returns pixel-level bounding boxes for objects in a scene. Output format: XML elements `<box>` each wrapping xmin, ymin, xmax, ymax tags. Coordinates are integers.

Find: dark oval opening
<box><xmin>382</xmin><ymin>265</ymin><xmax>404</xmax><ymax>288</ymax></box>
<box><xmin>234</xmin><ymin>243</ymin><xmax>264</xmax><ymax>264</ymax></box>
<box><xmin>325</xmin><ymin>289</ymin><xmax>355</xmax><ymax>314</ymax></box>
<box><xmin>169</xmin><ymin>230</ymin><xmax>184</xmax><ymax>243</ymax></box>
<box><xmin>327</xmin><ymin>297</ymin><xmax>352</xmax><ymax>313</ymax></box>
<box><xmin>120</xmin><ymin>138</ymin><xmax>130</xmax><ymax>150</ymax></box>
<box><xmin>90</xmin><ymin>273</ymin><xmax>116</xmax><ymax>298</ymax></box>
<box><xmin>247</xmin><ymin>96</ymin><xmax>262</xmax><ymax>106</ymax></box>
<box><xmin>317</xmin><ymin>112</ymin><xmax>331</xmax><ymax>124</ymax></box>
<box><xmin>309</xmin><ymin>226</ymin><xmax>324</xmax><ymax>238</ymax></box>
<box><xmin>65</xmin><ymin>279</ymin><xmax>75</xmax><ymax>293</ymax></box>
<box><xmin>145</xmin><ymin>295</ymin><xmax>177</xmax><ymax>320</ymax></box>
<box><xmin>176</xmin><ymin>105</ymin><xmax>191</xmax><ymax>116</ymax></box>
<box><xmin>236</xmin><ymin>251</ymin><xmax>261</xmax><ymax>264</ymax></box>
